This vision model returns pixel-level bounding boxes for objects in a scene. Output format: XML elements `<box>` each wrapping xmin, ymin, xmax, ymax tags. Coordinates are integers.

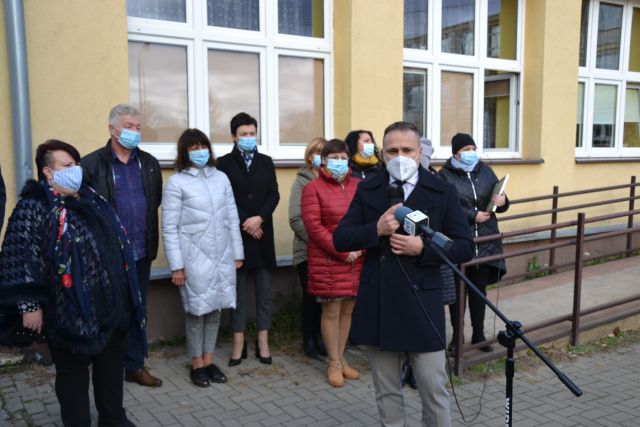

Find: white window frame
<box><xmin>403</xmin><ymin>0</ymin><xmax>525</xmax><ymax>160</ymax></box>
<box><xmin>127</xmin><ymin>0</ymin><xmax>333</xmax><ymax>161</ymax></box>
<box><xmin>577</xmin><ymin>0</ymin><xmax>640</xmax><ymax>158</ymax></box>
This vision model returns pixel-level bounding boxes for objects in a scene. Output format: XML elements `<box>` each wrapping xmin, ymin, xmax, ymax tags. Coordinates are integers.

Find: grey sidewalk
<box><xmin>1</xmin><ymin>339</ymin><xmax>638</xmax><ymax>426</ymax></box>
<box><xmin>2</xmin><ymin>256</ymin><xmax>640</xmax><ymax>426</ymax></box>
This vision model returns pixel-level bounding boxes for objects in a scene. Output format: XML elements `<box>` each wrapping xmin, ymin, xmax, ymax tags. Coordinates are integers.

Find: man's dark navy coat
<box><xmin>334</xmin><ymin>167</ymin><xmax>474</xmax><ymax>352</ymax></box>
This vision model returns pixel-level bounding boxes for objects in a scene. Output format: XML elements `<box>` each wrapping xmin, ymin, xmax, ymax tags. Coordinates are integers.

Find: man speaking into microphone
<box><xmin>334</xmin><ymin>121</ymin><xmax>473</xmax><ymax>427</ymax></box>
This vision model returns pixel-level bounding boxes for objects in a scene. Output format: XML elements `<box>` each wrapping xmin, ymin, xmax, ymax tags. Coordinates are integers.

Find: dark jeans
<box><xmin>124</xmin><ymin>257</ymin><xmax>150</xmax><ymax>372</ymax></box>
<box><xmin>294</xmin><ymin>262</ymin><xmax>322</xmax><ymax>339</ymax></box>
<box><xmin>51</xmin><ymin>331</ymin><xmax>133</xmax><ymax>427</ymax></box>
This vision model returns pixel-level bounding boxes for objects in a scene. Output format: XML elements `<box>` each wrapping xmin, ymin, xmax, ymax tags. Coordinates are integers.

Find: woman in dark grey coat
<box><xmin>438</xmin><ymin>133</ymin><xmax>509</xmax><ymax>353</ymax></box>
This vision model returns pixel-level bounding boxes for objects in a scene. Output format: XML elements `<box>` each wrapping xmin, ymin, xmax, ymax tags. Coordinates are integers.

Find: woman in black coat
<box><xmin>438</xmin><ymin>133</ymin><xmax>509</xmax><ymax>353</ymax></box>
<box><xmin>345</xmin><ymin>130</ymin><xmax>384</xmax><ymax>181</ymax></box>
<box><xmin>0</xmin><ymin>140</ymin><xmax>143</xmax><ymax>427</ymax></box>
<box><xmin>216</xmin><ymin>112</ymin><xmax>280</xmax><ymax>366</ymax></box>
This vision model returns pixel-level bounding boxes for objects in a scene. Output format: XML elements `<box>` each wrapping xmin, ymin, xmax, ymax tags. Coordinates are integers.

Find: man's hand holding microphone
<box><xmin>376</xmin><ymin>203</ymin><xmax>424</xmax><ymax>256</ymax></box>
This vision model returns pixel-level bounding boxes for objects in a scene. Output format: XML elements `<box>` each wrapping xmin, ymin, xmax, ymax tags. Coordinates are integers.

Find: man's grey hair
<box><xmin>109</xmin><ymin>104</ymin><xmax>140</xmax><ymax>127</ymax></box>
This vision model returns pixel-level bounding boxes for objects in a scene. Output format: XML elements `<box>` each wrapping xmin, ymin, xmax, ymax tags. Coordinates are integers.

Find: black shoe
<box><xmin>255</xmin><ymin>340</ymin><xmax>272</xmax><ymax>365</ymax></box>
<box><xmin>228</xmin><ymin>341</ymin><xmax>247</xmax><ymax>367</ymax></box>
<box><xmin>314</xmin><ymin>334</ymin><xmax>328</xmax><ymax>357</ymax></box>
<box><xmin>472</xmin><ymin>334</ymin><xmax>493</xmax><ymax>353</ymax></box>
<box><xmin>190</xmin><ymin>367</ymin><xmax>210</xmax><ymax>387</ymax></box>
<box><xmin>205</xmin><ymin>364</ymin><xmax>227</xmax><ymax>383</ymax></box>
<box><xmin>303</xmin><ymin>336</ymin><xmax>319</xmax><ymax>359</ymax></box>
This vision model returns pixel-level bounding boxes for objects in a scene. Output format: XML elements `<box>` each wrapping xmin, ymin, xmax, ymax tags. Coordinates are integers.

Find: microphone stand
<box><xmin>421</xmin><ymin>233</ymin><xmax>583</xmax><ymax>426</ymax></box>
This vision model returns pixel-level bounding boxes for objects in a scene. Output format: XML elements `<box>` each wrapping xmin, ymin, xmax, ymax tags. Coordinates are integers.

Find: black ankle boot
<box><xmin>303</xmin><ymin>335</ymin><xmax>319</xmax><ymax>359</ymax></box>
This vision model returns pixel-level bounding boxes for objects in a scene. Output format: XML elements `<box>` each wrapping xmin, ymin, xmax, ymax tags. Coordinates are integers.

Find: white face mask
<box><xmin>385</xmin><ymin>154</ymin><xmax>419</xmax><ymax>182</ymax></box>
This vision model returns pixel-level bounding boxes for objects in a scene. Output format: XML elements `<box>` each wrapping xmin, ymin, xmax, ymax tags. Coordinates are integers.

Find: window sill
<box><xmin>575</xmin><ymin>157</ymin><xmax>640</xmax><ymax>164</ymax></box>
<box><xmin>160</xmin><ymin>158</ymin><xmax>547</xmax><ymax>169</ymax></box>
<box><xmin>431</xmin><ymin>158</ymin><xmax>544</xmax><ymax>167</ymax></box>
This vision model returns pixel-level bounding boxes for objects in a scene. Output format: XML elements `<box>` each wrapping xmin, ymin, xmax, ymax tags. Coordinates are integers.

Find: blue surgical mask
<box><xmin>326</xmin><ymin>159</ymin><xmax>349</xmax><ymax>180</ymax></box>
<box><xmin>237</xmin><ymin>137</ymin><xmax>257</xmax><ymax>153</ymax></box>
<box><xmin>360</xmin><ymin>143</ymin><xmax>375</xmax><ymax>158</ymax></box>
<box><xmin>118</xmin><ymin>129</ymin><xmax>141</xmax><ymax>150</ymax></box>
<box><xmin>460</xmin><ymin>150</ymin><xmax>479</xmax><ymax>167</ymax></box>
<box><xmin>312</xmin><ymin>154</ymin><xmax>321</xmax><ymax>168</ymax></box>
<box><xmin>52</xmin><ymin>165</ymin><xmax>83</xmax><ymax>191</ymax></box>
<box><xmin>189</xmin><ymin>149</ymin><xmax>210</xmax><ymax>168</ymax></box>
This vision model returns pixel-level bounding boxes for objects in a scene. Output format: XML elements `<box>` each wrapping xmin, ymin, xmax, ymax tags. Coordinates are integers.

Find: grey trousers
<box><xmin>185</xmin><ymin>310</ymin><xmax>221</xmax><ymax>358</ymax></box>
<box><xmin>364</xmin><ymin>346</ymin><xmax>451</xmax><ymax>427</ymax></box>
<box><xmin>232</xmin><ymin>269</ymin><xmax>272</xmax><ymax>332</ymax></box>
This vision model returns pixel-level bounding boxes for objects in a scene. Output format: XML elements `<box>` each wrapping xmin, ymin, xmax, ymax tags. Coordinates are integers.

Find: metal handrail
<box><xmin>451</xmin><ymin>175</ymin><xmax>640</xmax><ymax>375</ymax></box>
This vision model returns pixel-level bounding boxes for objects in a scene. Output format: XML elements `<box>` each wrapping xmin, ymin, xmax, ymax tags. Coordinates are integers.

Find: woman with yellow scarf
<box><xmin>345</xmin><ymin>130</ymin><xmax>383</xmax><ymax>181</ymax></box>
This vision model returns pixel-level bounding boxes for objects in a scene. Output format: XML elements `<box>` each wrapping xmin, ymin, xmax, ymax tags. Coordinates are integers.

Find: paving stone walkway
<box><xmin>1</xmin><ymin>338</ymin><xmax>638</xmax><ymax>427</ymax></box>
<box><xmin>2</xmin><ymin>256</ymin><xmax>639</xmax><ymax>427</ymax></box>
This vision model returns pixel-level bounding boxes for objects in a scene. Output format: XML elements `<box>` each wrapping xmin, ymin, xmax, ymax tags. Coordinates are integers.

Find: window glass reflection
<box><xmin>404</xmin><ymin>0</ymin><xmax>428</xmax><ymax>50</ymax></box>
<box><xmin>487</xmin><ymin>0</ymin><xmax>517</xmax><ymax>60</ymax></box>
<box><xmin>278</xmin><ymin>0</ymin><xmax>324</xmax><ymax>37</ymax></box>
<box><xmin>592</xmin><ymin>84</ymin><xmax>617</xmax><ymax>148</ymax></box>
<box><xmin>441</xmin><ymin>71</ymin><xmax>473</xmax><ymax>147</ymax></box>
<box><xmin>442</xmin><ymin>0</ymin><xmax>475</xmax><ymax>55</ymax></box>
<box><xmin>596</xmin><ymin>3</ymin><xmax>623</xmax><ymax>70</ymax></box>
<box><xmin>208</xmin><ymin>50</ymin><xmax>261</xmax><ymax>145</ymax></box>
<box><xmin>629</xmin><ymin>8</ymin><xmax>640</xmax><ymax>72</ymax></box>
<box><xmin>483</xmin><ymin>71</ymin><xmax>514</xmax><ymax>149</ymax></box>
<box><xmin>128</xmin><ymin>42</ymin><xmax>188</xmax><ymax>142</ymax></box>
<box><xmin>624</xmin><ymin>87</ymin><xmax>640</xmax><ymax>148</ymax></box>
<box><xmin>279</xmin><ymin>57</ymin><xmax>324</xmax><ymax>145</ymax></box>
<box><xmin>403</xmin><ymin>70</ymin><xmax>428</xmax><ymax>136</ymax></box>
<box><xmin>579</xmin><ymin>0</ymin><xmax>590</xmax><ymax>67</ymax></box>
<box><xmin>207</xmin><ymin>0</ymin><xmax>259</xmax><ymax>31</ymax></box>
<box><xmin>576</xmin><ymin>83</ymin><xmax>585</xmax><ymax>147</ymax></box>
<box><xmin>127</xmin><ymin>0</ymin><xmax>186</xmax><ymax>22</ymax></box>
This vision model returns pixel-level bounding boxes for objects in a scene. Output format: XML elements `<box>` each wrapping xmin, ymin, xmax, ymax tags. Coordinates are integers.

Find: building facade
<box><xmin>2</xmin><ymin>0</ymin><xmax>639</xmax><ymax>338</ymax></box>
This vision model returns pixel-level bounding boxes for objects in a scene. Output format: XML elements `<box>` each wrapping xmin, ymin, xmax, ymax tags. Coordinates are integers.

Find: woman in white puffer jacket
<box><xmin>162</xmin><ymin>128</ymin><xmax>244</xmax><ymax>388</ymax></box>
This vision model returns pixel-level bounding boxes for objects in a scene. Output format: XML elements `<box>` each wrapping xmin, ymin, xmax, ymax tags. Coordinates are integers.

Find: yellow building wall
<box><xmin>1</xmin><ymin>0</ymin><xmax>637</xmax><ymax>263</ymax></box>
<box><xmin>2</xmin><ymin>0</ymin><xmax>129</xmax><ymax>235</ymax></box>
<box><xmin>334</xmin><ymin>0</ymin><xmax>403</xmax><ymax>141</ymax></box>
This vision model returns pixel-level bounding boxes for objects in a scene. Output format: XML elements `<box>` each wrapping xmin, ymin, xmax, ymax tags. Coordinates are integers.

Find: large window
<box><xmin>403</xmin><ymin>0</ymin><xmax>523</xmax><ymax>159</ymax></box>
<box><xmin>576</xmin><ymin>0</ymin><xmax>640</xmax><ymax>157</ymax></box>
<box><xmin>127</xmin><ymin>0</ymin><xmax>332</xmax><ymax>161</ymax></box>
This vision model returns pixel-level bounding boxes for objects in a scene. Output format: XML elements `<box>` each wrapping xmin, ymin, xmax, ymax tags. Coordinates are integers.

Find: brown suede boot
<box><xmin>341</xmin><ymin>358</ymin><xmax>360</xmax><ymax>380</ymax></box>
<box><xmin>327</xmin><ymin>360</ymin><xmax>344</xmax><ymax>387</ymax></box>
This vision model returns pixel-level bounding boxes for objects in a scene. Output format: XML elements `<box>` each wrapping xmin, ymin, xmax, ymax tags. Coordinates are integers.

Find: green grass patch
<box><xmin>452</xmin><ymin>328</ymin><xmax>640</xmax><ymax>382</ymax></box>
<box><xmin>524</xmin><ymin>256</ymin><xmax>551</xmax><ymax>280</ymax></box>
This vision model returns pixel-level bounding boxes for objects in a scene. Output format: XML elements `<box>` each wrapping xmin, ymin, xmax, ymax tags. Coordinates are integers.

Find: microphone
<box><xmin>387</xmin><ymin>181</ymin><xmax>404</xmax><ymax>207</ymax></box>
<box><xmin>394</xmin><ymin>206</ymin><xmax>453</xmax><ymax>251</ymax></box>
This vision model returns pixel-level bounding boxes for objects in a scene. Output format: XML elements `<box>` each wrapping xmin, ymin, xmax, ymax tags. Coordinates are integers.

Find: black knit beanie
<box><xmin>451</xmin><ymin>133</ymin><xmax>476</xmax><ymax>155</ymax></box>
